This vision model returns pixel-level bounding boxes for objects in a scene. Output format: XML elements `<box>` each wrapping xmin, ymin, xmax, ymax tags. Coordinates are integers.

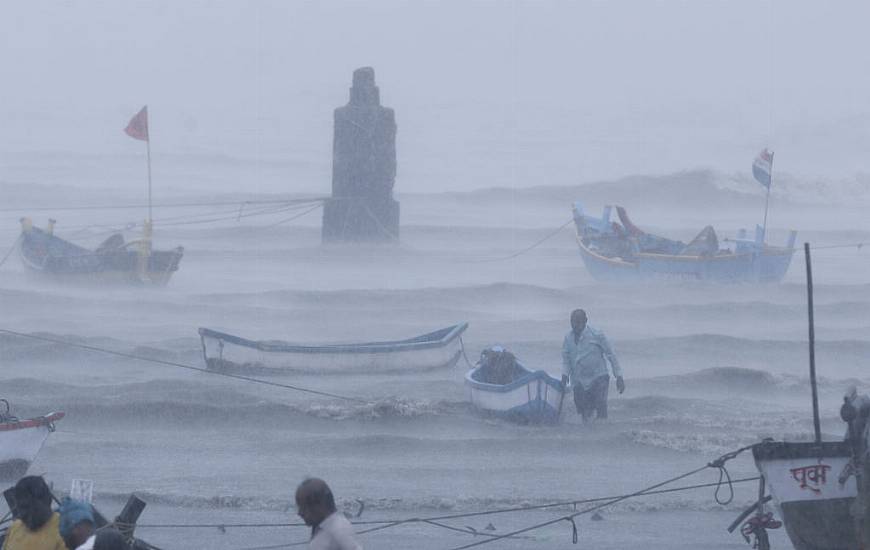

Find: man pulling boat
<box><xmin>562</xmin><ymin>309</ymin><xmax>625</xmax><ymax>421</ymax></box>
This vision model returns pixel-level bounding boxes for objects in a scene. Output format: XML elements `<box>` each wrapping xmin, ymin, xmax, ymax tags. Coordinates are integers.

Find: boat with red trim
<box><xmin>0</xmin><ymin>400</ymin><xmax>64</xmax><ymax>480</ymax></box>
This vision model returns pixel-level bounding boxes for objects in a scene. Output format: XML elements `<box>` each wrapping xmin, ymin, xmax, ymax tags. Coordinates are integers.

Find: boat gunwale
<box><xmin>0</xmin><ymin>412</ymin><xmax>65</xmax><ymax>433</ymax></box>
<box><xmin>575</xmin><ymin>226</ymin><xmax>796</xmax><ymax>265</ymax></box>
<box><xmin>752</xmin><ymin>440</ymin><xmax>852</xmax><ymax>461</ymax></box>
<box><xmin>464</xmin><ymin>363</ymin><xmax>566</xmax><ymax>394</ymax></box>
<box><xmin>198</xmin><ymin>322</ymin><xmax>469</xmax><ymax>355</ymax></box>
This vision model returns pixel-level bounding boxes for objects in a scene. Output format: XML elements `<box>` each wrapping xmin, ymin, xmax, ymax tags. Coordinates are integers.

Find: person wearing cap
<box><xmin>1</xmin><ymin>476</ymin><xmax>66</xmax><ymax>550</ymax></box>
<box><xmin>561</xmin><ymin>309</ymin><xmax>625</xmax><ymax>421</ymax></box>
<box><xmin>58</xmin><ymin>498</ymin><xmax>95</xmax><ymax>550</ymax></box>
<box><xmin>295</xmin><ymin>478</ymin><xmax>361</xmax><ymax>550</ymax></box>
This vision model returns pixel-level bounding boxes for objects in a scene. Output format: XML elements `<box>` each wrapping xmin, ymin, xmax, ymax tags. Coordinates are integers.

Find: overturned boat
<box><xmin>0</xmin><ymin>400</ymin><xmax>64</xmax><ymax>480</ymax></box>
<box><xmin>19</xmin><ymin>218</ymin><xmax>183</xmax><ymax>285</ymax></box>
<box><xmin>465</xmin><ymin>347</ymin><xmax>568</xmax><ymax>424</ymax></box>
<box><xmin>572</xmin><ymin>202</ymin><xmax>796</xmax><ymax>283</ymax></box>
<box><xmin>199</xmin><ymin>323</ymin><xmax>469</xmax><ymax>374</ymax></box>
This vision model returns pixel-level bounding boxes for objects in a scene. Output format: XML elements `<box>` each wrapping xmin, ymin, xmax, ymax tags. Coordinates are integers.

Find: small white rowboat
<box><xmin>198</xmin><ymin>323</ymin><xmax>469</xmax><ymax>375</ymax></box>
<box><xmin>465</xmin><ymin>361</ymin><xmax>568</xmax><ymax>424</ymax></box>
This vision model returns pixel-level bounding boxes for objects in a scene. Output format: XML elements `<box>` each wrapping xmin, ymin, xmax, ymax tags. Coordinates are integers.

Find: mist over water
<box><xmin>2</xmin><ymin>2</ymin><xmax>870</xmax><ymax>549</ymax></box>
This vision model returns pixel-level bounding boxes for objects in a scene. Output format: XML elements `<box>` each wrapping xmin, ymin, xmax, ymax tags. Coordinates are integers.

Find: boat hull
<box><xmin>0</xmin><ymin>412</ymin><xmax>64</xmax><ymax>480</ymax></box>
<box><xmin>199</xmin><ymin>324</ymin><xmax>469</xmax><ymax>374</ymax></box>
<box><xmin>19</xmin><ymin>226</ymin><xmax>183</xmax><ymax>286</ymax></box>
<box><xmin>465</xmin><ymin>366</ymin><xmax>566</xmax><ymax>424</ymax></box>
<box><xmin>577</xmin><ymin>236</ymin><xmax>795</xmax><ymax>283</ymax></box>
<box><xmin>753</xmin><ymin>441</ymin><xmax>857</xmax><ymax>550</ymax></box>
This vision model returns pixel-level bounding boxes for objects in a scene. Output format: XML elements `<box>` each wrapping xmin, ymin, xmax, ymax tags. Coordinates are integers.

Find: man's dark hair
<box><xmin>296</xmin><ymin>478</ymin><xmax>337</xmax><ymax>513</ymax></box>
<box><xmin>14</xmin><ymin>476</ymin><xmax>54</xmax><ymax>531</ymax></box>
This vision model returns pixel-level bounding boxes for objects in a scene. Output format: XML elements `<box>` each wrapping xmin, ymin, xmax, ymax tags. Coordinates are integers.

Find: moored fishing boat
<box><xmin>0</xmin><ymin>400</ymin><xmax>64</xmax><ymax>480</ymax></box>
<box><xmin>736</xmin><ymin>245</ymin><xmax>867</xmax><ymax>550</ymax></box>
<box><xmin>465</xmin><ymin>347</ymin><xmax>567</xmax><ymax>424</ymax></box>
<box><xmin>572</xmin><ymin>202</ymin><xmax>796</xmax><ymax>283</ymax></box>
<box><xmin>18</xmin><ymin>219</ymin><xmax>183</xmax><ymax>286</ymax></box>
<box><xmin>751</xmin><ymin>439</ymin><xmax>856</xmax><ymax>549</ymax></box>
<box><xmin>199</xmin><ymin>323</ymin><xmax>469</xmax><ymax>374</ymax></box>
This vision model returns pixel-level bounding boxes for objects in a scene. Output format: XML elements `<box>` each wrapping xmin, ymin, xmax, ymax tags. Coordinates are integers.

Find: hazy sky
<box><xmin>1</xmin><ymin>1</ymin><xmax>868</xmax><ymax>192</ymax></box>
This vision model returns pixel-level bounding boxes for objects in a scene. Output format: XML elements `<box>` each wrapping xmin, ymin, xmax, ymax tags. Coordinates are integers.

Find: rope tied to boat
<box><xmin>707</xmin><ymin>444</ymin><xmax>754</xmax><ymax>506</ymax></box>
<box><xmin>0</xmin><ymin>329</ymin><xmax>368</xmax><ymax>404</ymax></box>
<box><xmin>458</xmin><ymin>335</ymin><xmax>476</xmax><ymax>370</ymax></box>
<box><xmin>564</xmin><ymin>517</ymin><xmax>578</xmax><ymax>544</ymax></box>
<box><xmin>0</xmin><ymin>234</ymin><xmax>21</xmax><ymax>269</ymax></box>
<box><xmin>460</xmin><ymin>217</ymin><xmax>575</xmax><ymax>263</ymax></box>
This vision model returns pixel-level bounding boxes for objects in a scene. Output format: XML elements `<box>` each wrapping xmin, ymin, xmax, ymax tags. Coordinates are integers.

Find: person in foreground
<box><xmin>295</xmin><ymin>478</ymin><xmax>362</xmax><ymax>550</ymax></box>
<box><xmin>562</xmin><ymin>308</ymin><xmax>625</xmax><ymax>421</ymax></box>
<box><xmin>1</xmin><ymin>476</ymin><xmax>66</xmax><ymax>550</ymax></box>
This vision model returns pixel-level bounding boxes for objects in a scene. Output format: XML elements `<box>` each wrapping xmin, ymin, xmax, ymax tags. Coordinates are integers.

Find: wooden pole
<box><xmin>805</xmin><ymin>242</ymin><xmax>821</xmax><ymax>443</ymax></box>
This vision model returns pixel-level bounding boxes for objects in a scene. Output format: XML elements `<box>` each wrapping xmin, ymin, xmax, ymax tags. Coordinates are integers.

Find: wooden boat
<box><xmin>751</xmin><ymin>439</ymin><xmax>856</xmax><ymax>550</ymax></box>
<box><xmin>465</xmin><ymin>347</ymin><xmax>567</xmax><ymax>424</ymax></box>
<box><xmin>572</xmin><ymin>202</ymin><xmax>796</xmax><ymax>283</ymax></box>
<box><xmin>198</xmin><ymin>323</ymin><xmax>469</xmax><ymax>374</ymax></box>
<box><xmin>0</xmin><ymin>400</ymin><xmax>64</xmax><ymax>480</ymax></box>
<box><xmin>737</xmin><ymin>246</ymin><xmax>864</xmax><ymax>550</ymax></box>
<box><xmin>19</xmin><ymin>218</ymin><xmax>183</xmax><ymax>285</ymax></box>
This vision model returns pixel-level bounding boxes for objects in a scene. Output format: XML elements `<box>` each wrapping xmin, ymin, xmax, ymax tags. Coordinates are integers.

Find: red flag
<box><xmin>124</xmin><ymin>106</ymin><xmax>149</xmax><ymax>141</ymax></box>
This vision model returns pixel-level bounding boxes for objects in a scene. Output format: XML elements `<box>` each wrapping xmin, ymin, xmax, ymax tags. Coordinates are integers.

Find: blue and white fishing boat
<box><xmin>18</xmin><ymin>218</ymin><xmax>183</xmax><ymax>286</ymax></box>
<box><xmin>199</xmin><ymin>323</ymin><xmax>469</xmax><ymax>375</ymax></box>
<box><xmin>572</xmin><ymin>202</ymin><xmax>796</xmax><ymax>283</ymax></box>
<box><xmin>465</xmin><ymin>347</ymin><xmax>568</xmax><ymax>424</ymax></box>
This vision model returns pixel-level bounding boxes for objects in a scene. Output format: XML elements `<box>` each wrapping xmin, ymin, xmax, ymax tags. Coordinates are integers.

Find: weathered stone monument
<box><xmin>322</xmin><ymin>67</ymin><xmax>400</xmax><ymax>242</ymax></box>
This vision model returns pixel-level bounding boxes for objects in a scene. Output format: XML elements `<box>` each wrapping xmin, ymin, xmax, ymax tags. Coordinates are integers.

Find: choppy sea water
<box><xmin>2</xmin><ymin>170</ymin><xmax>869</xmax><ymax>549</ymax></box>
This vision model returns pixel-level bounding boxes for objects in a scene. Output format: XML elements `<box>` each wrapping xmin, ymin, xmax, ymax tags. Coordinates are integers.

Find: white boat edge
<box><xmin>0</xmin><ymin>411</ymin><xmax>65</xmax><ymax>480</ymax></box>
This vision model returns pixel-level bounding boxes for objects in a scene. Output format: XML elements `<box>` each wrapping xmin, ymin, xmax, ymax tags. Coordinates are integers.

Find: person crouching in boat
<box><xmin>561</xmin><ymin>309</ymin><xmax>625</xmax><ymax>422</ymax></box>
<box><xmin>1</xmin><ymin>476</ymin><xmax>66</xmax><ymax>550</ymax></box>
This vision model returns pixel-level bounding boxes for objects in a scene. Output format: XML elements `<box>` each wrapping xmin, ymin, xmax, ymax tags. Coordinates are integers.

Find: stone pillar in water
<box><xmin>322</xmin><ymin>67</ymin><xmax>400</xmax><ymax>242</ymax></box>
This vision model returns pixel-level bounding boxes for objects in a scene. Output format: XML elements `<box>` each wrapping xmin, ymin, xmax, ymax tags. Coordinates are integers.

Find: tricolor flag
<box><xmin>124</xmin><ymin>106</ymin><xmax>149</xmax><ymax>141</ymax></box>
<box><xmin>752</xmin><ymin>148</ymin><xmax>773</xmax><ymax>188</ymax></box>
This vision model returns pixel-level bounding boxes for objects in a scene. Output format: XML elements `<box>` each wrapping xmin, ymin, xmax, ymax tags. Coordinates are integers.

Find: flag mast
<box><xmin>124</xmin><ymin>105</ymin><xmax>152</xmax><ymax>283</ymax></box>
<box><xmin>761</xmin><ymin>151</ymin><xmax>774</xmax><ymax>244</ymax></box>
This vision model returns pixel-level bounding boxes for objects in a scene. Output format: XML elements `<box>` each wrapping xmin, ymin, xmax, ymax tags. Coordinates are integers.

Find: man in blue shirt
<box><xmin>561</xmin><ymin>309</ymin><xmax>625</xmax><ymax>421</ymax></box>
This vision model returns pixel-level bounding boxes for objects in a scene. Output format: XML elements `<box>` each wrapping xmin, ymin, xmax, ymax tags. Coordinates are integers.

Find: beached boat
<box><xmin>19</xmin><ymin>218</ymin><xmax>183</xmax><ymax>285</ymax></box>
<box><xmin>465</xmin><ymin>348</ymin><xmax>567</xmax><ymax>424</ymax></box>
<box><xmin>752</xmin><ymin>439</ymin><xmax>856</xmax><ymax>550</ymax></box>
<box><xmin>198</xmin><ymin>323</ymin><xmax>469</xmax><ymax>374</ymax></box>
<box><xmin>738</xmin><ymin>246</ymin><xmax>865</xmax><ymax>550</ymax></box>
<box><xmin>0</xmin><ymin>401</ymin><xmax>64</xmax><ymax>480</ymax></box>
<box><xmin>572</xmin><ymin>202</ymin><xmax>796</xmax><ymax>283</ymax></box>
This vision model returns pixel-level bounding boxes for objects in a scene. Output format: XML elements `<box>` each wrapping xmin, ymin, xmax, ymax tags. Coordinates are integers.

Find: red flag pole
<box><xmin>124</xmin><ymin>105</ymin><xmax>154</xmax><ymax>282</ymax></box>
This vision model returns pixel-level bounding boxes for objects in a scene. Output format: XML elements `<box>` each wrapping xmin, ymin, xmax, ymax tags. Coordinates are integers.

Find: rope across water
<box><xmin>0</xmin><ymin>329</ymin><xmax>366</xmax><ymax>403</ymax></box>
